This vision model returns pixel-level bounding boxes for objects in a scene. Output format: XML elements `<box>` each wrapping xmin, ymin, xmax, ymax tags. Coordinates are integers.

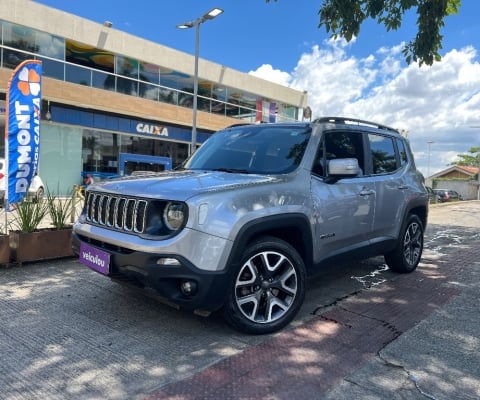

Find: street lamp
<box><xmin>427</xmin><ymin>140</ymin><xmax>434</xmax><ymax>178</ymax></box>
<box><xmin>177</xmin><ymin>7</ymin><xmax>224</xmax><ymax>156</ymax></box>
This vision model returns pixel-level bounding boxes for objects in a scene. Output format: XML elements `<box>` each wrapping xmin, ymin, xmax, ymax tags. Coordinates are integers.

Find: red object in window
<box><xmin>0</xmin><ymin>173</ymin><xmax>4</xmax><ymax>179</ymax></box>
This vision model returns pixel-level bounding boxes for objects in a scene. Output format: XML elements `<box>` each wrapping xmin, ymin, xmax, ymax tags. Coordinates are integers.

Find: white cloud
<box><xmin>249</xmin><ymin>40</ymin><xmax>480</xmax><ymax>177</ymax></box>
<box><xmin>248</xmin><ymin>64</ymin><xmax>291</xmax><ymax>87</ymax></box>
<box><xmin>377</xmin><ymin>42</ymin><xmax>405</xmax><ymax>56</ymax></box>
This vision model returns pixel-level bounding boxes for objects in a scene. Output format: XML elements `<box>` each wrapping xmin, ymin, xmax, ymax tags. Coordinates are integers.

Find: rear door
<box><xmin>367</xmin><ymin>134</ymin><xmax>409</xmax><ymax>239</ymax></box>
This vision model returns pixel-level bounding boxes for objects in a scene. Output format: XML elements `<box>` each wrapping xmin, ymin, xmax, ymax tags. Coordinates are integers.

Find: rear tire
<box><xmin>222</xmin><ymin>236</ymin><xmax>306</xmax><ymax>335</ymax></box>
<box><xmin>385</xmin><ymin>214</ymin><xmax>423</xmax><ymax>273</ymax></box>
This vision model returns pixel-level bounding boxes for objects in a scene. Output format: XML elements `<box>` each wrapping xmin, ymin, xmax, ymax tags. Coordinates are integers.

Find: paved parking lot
<box><xmin>0</xmin><ymin>201</ymin><xmax>479</xmax><ymax>399</ymax></box>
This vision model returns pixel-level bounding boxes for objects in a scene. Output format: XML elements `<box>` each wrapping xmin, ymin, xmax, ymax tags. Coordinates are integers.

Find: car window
<box><xmin>396</xmin><ymin>138</ymin><xmax>408</xmax><ymax>166</ymax></box>
<box><xmin>368</xmin><ymin>133</ymin><xmax>397</xmax><ymax>174</ymax></box>
<box><xmin>185</xmin><ymin>125</ymin><xmax>311</xmax><ymax>174</ymax></box>
<box><xmin>312</xmin><ymin>130</ymin><xmax>365</xmax><ymax>177</ymax></box>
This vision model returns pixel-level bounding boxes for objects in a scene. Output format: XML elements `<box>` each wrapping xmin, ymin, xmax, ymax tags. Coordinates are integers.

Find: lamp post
<box><xmin>427</xmin><ymin>140</ymin><xmax>434</xmax><ymax>178</ymax></box>
<box><xmin>177</xmin><ymin>7</ymin><xmax>224</xmax><ymax>156</ymax></box>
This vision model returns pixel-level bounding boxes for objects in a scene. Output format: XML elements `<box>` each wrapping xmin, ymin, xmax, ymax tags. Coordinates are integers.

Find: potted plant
<box><xmin>9</xmin><ymin>189</ymin><xmax>75</xmax><ymax>265</ymax></box>
<box><xmin>46</xmin><ymin>188</ymin><xmax>74</xmax><ymax>230</ymax></box>
<box><xmin>0</xmin><ymin>223</ymin><xmax>9</xmax><ymax>265</ymax></box>
<box><xmin>9</xmin><ymin>196</ymin><xmax>48</xmax><ymax>233</ymax></box>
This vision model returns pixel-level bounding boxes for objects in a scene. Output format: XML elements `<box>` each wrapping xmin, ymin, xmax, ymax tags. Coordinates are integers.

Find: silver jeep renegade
<box><xmin>73</xmin><ymin>117</ymin><xmax>428</xmax><ymax>334</ymax></box>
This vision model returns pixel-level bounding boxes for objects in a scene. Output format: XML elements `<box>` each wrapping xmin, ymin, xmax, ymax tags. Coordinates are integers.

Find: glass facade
<box><xmin>1</xmin><ymin>96</ymin><xmax>191</xmax><ymax>195</ymax></box>
<box><xmin>41</xmin><ymin>124</ymin><xmax>83</xmax><ymax>195</ymax></box>
<box><xmin>0</xmin><ymin>20</ymin><xmax>299</xmax><ymax>122</ymax></box>
<box><xmin>0</xmin><ymin>19</ymin><xmax>301</xmax><ymax>195</ymax></box>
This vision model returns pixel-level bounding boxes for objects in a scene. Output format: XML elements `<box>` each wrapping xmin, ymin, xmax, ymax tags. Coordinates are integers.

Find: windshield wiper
<box><xmin>211</xmin><ymin>168</ymin><xmax>250</xmax><ymax>174</ymax></box>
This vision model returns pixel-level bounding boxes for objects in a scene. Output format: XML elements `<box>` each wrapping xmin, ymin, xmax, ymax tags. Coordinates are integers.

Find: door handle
<box><xmin>359</xmin><ymin>188</ymin><xmax>375</xmax><ymax>196</ymax></box>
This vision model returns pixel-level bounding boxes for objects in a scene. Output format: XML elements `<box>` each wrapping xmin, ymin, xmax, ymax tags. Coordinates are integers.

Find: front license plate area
<box><xmin>79</xmin><ymin>242</ymin><xmax>111</xmax><ymax>275</ymax></box>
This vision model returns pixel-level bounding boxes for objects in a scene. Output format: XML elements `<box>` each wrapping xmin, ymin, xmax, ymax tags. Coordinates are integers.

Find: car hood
<box><xmin>91</xmin><ymin>170</ymin><xmax>282</xmax><ymax>201</ymax></box>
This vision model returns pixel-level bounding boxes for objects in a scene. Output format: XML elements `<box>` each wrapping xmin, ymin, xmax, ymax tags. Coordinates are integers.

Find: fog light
<box><xmin>156</xmin><ymin>257</ymin><xmax>181</xmax><ymax>266</ymax></box>
<box><xmin>180</xmin><ymin>280</ymin><xmax>197</xmax><ymax>296</ymax></box>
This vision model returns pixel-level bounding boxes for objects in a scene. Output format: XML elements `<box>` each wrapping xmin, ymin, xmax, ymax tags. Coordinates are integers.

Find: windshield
<box><xmin>185</xmin><ymin>125</ymin><xmax>311</xmax><ymax>174</ymax></box>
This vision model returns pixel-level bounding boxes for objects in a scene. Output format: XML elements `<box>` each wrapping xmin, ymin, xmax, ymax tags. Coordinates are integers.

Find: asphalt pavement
<box><xmin>0</xmin><ymin>201</ymin><xmax>479</xmax><ymax>400</ymax></box>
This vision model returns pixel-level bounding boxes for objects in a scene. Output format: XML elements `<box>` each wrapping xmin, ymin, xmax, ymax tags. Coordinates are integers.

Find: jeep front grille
<box><xmin>85</xmin><ymin>192</ymin><xmax>148</xmax><ymax>234</ymax></box>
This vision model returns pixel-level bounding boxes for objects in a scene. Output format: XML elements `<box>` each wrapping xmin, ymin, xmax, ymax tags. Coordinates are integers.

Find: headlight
<box><xmin>163</xmin><ymin>202</ymin><xmax>186</xmax><ymax>231</ymax></box>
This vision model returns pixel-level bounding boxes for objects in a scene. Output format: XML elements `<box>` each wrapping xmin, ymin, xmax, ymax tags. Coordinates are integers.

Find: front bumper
<box><xmin>72</xmin><ymin>232</ymin><xmax>234</xmax><ymax>312</ymax></box>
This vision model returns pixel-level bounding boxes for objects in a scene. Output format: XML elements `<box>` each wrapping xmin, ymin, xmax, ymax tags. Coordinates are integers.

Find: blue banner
<box><xmin>5</xmin><ymin>60</ymin><xmax>42</xmax><ymax>207</ymax></box>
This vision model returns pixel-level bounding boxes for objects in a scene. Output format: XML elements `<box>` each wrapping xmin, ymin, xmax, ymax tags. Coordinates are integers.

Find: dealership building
<box><xmin>0</xmin><ymin>0</ymin><xmax>308</xmax><ymax>195</ymax></box>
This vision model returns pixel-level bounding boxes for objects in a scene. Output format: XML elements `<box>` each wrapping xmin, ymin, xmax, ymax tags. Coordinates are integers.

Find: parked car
<box><xmin>433</xmin><ymin>189</ymin><xmax>462</xmax><ymax>202</ymax></box>
<box><xmin>426</xmin><ymin>186</ymin><xmax>439</xmax><ymax>203</ymax></box>
<box><xmin>0</xmin><ymin>157</ymin><xmax>45</xmax><ymax>205</ymax></box>
<box><xmin>73</xmin><ymin>117</ymin><xmax>429</xmax><ymax>334</ymax></box>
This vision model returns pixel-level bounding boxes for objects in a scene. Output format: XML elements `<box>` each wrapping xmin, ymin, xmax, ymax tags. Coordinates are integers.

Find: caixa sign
<box><xmin>136</xmin><ymin>123</ymin><xmax>168</xmax><ymax>137</ymax></box>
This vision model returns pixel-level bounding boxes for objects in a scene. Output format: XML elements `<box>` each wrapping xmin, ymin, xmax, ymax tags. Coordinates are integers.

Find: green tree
<box><xmin>449</xmin><ymin>146</ymin><xmax>480</xmax><ymax>167</ymax></box>
<box><xmin>266</xmin><ymin>0</ymin><xmax>461</xmax><ymax>66</ymax></box>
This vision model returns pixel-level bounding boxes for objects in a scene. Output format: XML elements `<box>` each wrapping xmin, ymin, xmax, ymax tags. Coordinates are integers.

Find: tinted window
<box><xmin>37</xmin><ymin>57</ymin><xmax>65</xmax><ymax>80</ymax></box>
<box><xmin>186</xmin><ymin>125</ymin><xmax>311</xmax><ymax>174</ymax></box>
<box><xmin>35</xmin><ymin>31</ymin><xmax>64</xmax><ymax>59</ymax></box>
<box><xmin>312</xmin><ymin>140</ymin><xmax>325</xmax><ymax>176</ymax></box>
<box><xmin>313</xmin><ymin>131</ymin><xmax>365</xmax><ymax>177</ymax></box>
<box><xmin>369</xmin><ymin>134</ymin><xmax>397</xmax><ymax>174</ymax></box>
<box><xmin>116</xmin><ymin>55</ymin><xmax>139</xmax><ymax>79</ymax></box>
<box><xmin>65</xmin><ymin>63</ymin><xmax>91</xmax><ymax>86</ymax></box>
<box><xmin>397</xmin><ymin>138</ymin><xmax>408</xmax><ymax>166</ymax></box>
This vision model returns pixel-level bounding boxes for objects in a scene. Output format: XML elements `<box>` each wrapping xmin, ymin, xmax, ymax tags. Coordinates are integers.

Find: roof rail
<box><xmin>313</xmin><ymin>116</ymin><xmax>398</xmax><ymax>133</ymax></box>
<box><xmin>223</xmin><ymin>123</ymin><xmax>254</xmax><ymax>129</ymax></box>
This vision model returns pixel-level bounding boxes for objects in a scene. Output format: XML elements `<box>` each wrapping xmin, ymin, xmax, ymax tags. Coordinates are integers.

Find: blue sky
<box><xmin>34</xmin><ymin>0</ymin><xmax>480</xmax><ymax>176</ymax></box>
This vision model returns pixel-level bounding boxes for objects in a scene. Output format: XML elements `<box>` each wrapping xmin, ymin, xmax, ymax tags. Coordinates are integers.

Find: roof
<box><xmin>429</xmin><ymin>165</ymin><xmax>479</xmax><ymax>179</ymax></box>
<box><xmin>456</xmin><ymin>165</ymin><xmax>480</xmax><ymax>175</ymax></box>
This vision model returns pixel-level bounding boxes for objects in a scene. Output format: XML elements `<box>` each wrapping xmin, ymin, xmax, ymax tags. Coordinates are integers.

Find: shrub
<box><xmin>45</xmin><ymin>187</ymin><xmax>74</xmax><ymax>230</ymax></box>
<box><xmin>9</xmin><ymin>198</ymin><xmax>48</xmax><ymax>233</ymax></box>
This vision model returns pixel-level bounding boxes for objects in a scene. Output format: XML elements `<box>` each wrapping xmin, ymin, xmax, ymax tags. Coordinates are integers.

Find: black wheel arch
<box><xmin>225</xmin><ymin>213</ymin><xmax>313</xmax><ymax>273</ymax></box>
<box><xmin>404</xmin><ymin>200</ymin><xmax>428</xmax><ymax>230</ymax></box>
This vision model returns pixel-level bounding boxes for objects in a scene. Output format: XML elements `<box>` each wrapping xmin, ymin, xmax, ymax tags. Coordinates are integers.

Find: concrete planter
<box><xmin>9</xmin><ymin>228</ymin><xmax>74</xmax><ymax>265</ymax></box>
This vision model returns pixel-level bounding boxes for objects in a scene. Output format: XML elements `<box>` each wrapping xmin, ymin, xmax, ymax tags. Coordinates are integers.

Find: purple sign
<box><xmin>79</xmin><ymin>242</ymin><xmax>110</xmax><ymax>275</ymax></box>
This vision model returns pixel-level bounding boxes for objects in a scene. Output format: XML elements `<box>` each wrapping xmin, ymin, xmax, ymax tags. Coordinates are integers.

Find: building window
<box><xmin>0</xmin><ymin>20</ymin><xmax>300</xmax><ymax>123</ymax></box>
<box><xmin>66</xmin><ymin>39</ymin><xmax>114</xmax><ymax>72</ymax></box>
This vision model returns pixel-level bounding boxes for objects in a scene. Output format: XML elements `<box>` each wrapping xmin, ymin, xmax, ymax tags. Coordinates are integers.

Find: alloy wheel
<box><xmin>403</xmin><ymin>222</ymin><xmax>422</xmax><ymax>266</ymax></box>
<box><xmin>234</xmin><ymin>250</ymin><xmax>298</xmax><ymax>324</ymax></box>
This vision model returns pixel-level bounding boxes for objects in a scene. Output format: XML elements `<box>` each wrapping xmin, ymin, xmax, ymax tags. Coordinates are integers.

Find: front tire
<box><xmin>385</xmin><ymin>214</ymin><xmax>424</xmax><ymax>273</ymax></box>
<box><xmin>222</xmin><ymin>236</ymin><xmax>306</xmax><ymax>335</ymax></box>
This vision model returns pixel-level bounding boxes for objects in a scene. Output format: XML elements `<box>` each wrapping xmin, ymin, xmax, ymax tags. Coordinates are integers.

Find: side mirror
<box><xmin>328</xmin><ymin>158</ymin><xmax>360</xmax><ymax>176</ymax></box>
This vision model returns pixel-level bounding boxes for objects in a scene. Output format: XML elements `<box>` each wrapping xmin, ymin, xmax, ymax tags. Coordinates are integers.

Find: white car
<box><xmin>0</xmin><ymin>158</ymin><xmax>45</xmax><ymax>205</ymax></box>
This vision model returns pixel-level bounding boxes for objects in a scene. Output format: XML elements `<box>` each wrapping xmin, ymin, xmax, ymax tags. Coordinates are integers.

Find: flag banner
<box><xmin>5</xmin><ymin>60</ymin><xmax>42</xmax><ymax>207</ymax></box>
<box><xmin>269</xmin><ymin>102</ymin><xmax>276</xmax><ymax>123</ymax></box>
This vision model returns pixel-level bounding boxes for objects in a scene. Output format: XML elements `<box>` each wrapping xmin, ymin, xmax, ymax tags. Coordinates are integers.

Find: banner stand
<box><xmin>4</xmin><ymin>59</ymin><xmax>42</xmax><ymax>229</ymax></box>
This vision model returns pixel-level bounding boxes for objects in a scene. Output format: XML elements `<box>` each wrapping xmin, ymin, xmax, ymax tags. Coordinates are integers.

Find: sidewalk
<box><xmin>0</xmin><ymin>202</ymin><xmax>478</xmax><ymax>400</ymax></box>
<box><xmin>145</xmin><ymin>202</ymin><xmax>480</xmax><ymax>400</ymax></box>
